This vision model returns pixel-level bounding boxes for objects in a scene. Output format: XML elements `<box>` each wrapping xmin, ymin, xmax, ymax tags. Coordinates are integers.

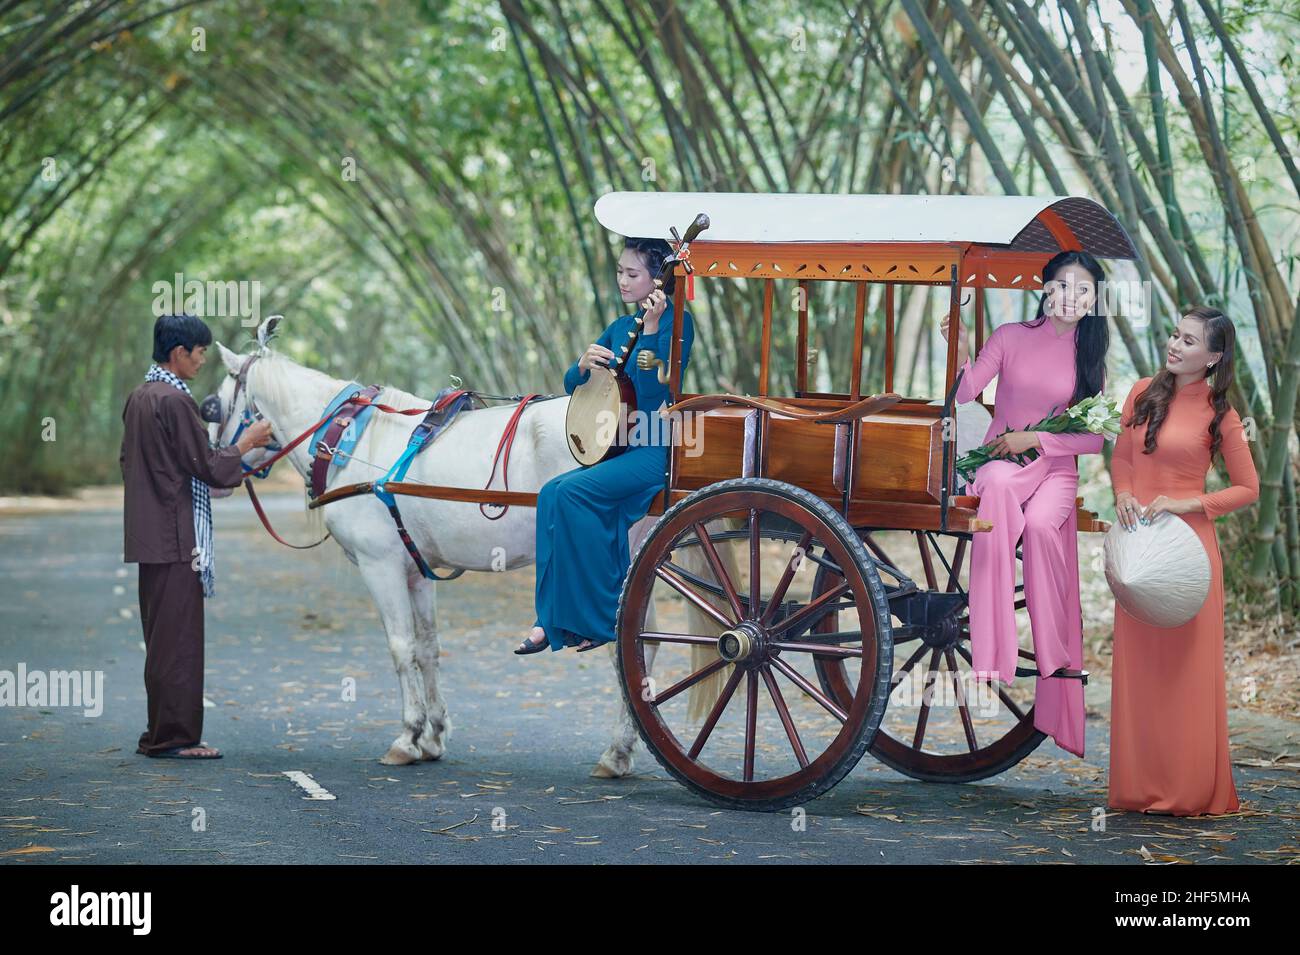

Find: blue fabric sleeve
<box><xmin>564</xmin><ymin>318</ymin><xmax>620</xmax><ymax>395</ymax></box>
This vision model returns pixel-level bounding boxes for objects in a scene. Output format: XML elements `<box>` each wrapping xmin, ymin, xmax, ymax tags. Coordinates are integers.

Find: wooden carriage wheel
<box><xmin>812</xmin><ymin>530</ymin><xmax>1047</xmax><ymax>782</ymax></box>
<box><xmin>615</xmin><ymin>478</ymin><xmax>894</xmax><ymax>811</ymax></box>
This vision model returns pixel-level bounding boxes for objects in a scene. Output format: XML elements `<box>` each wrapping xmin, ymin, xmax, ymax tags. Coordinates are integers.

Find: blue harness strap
<box><xmin>308</xmin><ymin>383</ymin><xmax>382</xmax><ymax>499</ymax></box>
<box><xmin>374</xmin><ymin>388</ymin><xmax>481</xmax><ymax>581</ymax></box>
<box><xmin>311</xmin><ymin>382</ymin><xmax>379</xmax><ymax>465</ymax></box>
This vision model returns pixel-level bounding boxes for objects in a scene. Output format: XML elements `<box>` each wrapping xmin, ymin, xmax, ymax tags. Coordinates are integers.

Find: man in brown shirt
<box><xmin>120</xmin><ymin>314</ymin><xmax>272</xmax><ymax>758</ymax></box>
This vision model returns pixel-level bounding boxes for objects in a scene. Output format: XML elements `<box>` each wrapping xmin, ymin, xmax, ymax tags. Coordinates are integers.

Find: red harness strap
<box><xmin>479</xmin><ymin>394</ymin><xmax>543</xmax><ymax>520</ymax></box>
<box><xmin>310</xmin><ymin>385</ymin><xmax>383</xmax><ymax>500</ymax></box>
<box><xmin>244</xmin><ymin>478</ymin><xmax>331</xmax><ymax>549</ymax></box>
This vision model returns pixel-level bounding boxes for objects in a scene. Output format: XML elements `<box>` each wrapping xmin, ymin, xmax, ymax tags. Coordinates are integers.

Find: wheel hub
<box><xmin>717</xmin><ymin>621</ymin><xmax>767</xmax><ymax>664</ymax></box>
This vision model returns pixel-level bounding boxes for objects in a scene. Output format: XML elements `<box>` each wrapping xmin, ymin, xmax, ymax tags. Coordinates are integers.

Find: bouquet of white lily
<box><xmin>955</xmin><ymin>393</ymin><xmax>1121</xmax><ymax>483</ymax></box>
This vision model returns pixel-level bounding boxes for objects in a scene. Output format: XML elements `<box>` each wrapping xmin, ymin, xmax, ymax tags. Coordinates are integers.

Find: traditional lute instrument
<box><xmin>565</xmin><ymin>212</ymin><xmax>709</xmax><ymax>466</ymax></box>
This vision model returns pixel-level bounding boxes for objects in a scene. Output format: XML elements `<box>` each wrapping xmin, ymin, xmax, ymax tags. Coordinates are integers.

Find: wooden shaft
<box><xmin>308</xmin><ymin>481</ymin><xmax>539</xmax><ymax>510</ymax></box>
<box><xmin>944</xmin><ymin>264</ymin><xmax>961</xmax><ymax>396</ymax></box>
<box><xmin>760</xmin><ymin>279</ymin><xmax>773</xmax><ymax>396</ymax></box>
<box><xmin>796</xmin><ymin>279</ymin><xmax>809</xmax><ymax>393</ymax></box>
<box><xmin>851</xmin><ymin>281</ymin><xmax>866</xmax><ymax>399</ymax></box>
<box><xmin>884</xmin><ymin>282</ymin><xmax>895</xmax><ymax>394</ymax></box>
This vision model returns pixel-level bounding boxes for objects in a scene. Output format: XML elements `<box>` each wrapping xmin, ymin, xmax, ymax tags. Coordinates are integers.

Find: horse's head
<box><xmin>201</xmin><ymin>339</ymin><xmax>281</xmax><ymax>474</ymax></box>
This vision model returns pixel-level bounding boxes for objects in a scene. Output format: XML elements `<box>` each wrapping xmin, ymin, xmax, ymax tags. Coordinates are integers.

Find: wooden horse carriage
<box><xmin>293</xmin><ymin>190</ymin><xmax>1136</xmax><ymax>810</ymax></box>
<box><xmin>590</xmin><ymin>192</ymin><xmax>1137</xmax><ymax>811</ymax></box>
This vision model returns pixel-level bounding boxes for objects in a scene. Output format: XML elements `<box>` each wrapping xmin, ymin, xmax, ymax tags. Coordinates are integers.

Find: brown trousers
<box><xmin>135</xmin><ymin>561</ymin><xmax>205</xmax><ymax>755</ymax></box>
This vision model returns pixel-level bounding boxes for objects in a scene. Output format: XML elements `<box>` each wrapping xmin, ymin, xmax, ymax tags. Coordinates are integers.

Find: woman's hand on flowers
<box><xmin>987</xmin><ymin>430</ymin><xmax>1041</xmax><ymax>458</ymax></box>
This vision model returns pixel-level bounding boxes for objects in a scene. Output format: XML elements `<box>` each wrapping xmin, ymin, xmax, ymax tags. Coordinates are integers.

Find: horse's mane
<box><xmin>251</xmin><ymin>349</ymin><xmax>431</xmax><ymax>432</ymax></box>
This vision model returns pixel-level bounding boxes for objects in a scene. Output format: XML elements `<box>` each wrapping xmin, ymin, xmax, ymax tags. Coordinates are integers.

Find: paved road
<box><xmin>1</xmin><ymin>491</ymin><xmax>1295</xmax><ymax>864</ymax></box>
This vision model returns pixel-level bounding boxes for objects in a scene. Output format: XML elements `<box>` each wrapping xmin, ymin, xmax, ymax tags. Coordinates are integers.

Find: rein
<box><xmin>220</xmin><ymin>355</ymin><xmax>556</xmax><ymax>562</ymax></box>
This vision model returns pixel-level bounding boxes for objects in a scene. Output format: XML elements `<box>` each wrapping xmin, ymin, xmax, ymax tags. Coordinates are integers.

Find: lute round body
<box><xmin>566</xmin><ymin>365</ymin><xmax>637</xmax><ymax>466</ymax></box>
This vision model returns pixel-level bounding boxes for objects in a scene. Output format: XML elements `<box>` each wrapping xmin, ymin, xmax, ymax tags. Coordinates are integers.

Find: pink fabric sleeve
<box><xmin>1199</xmin><ymin>408</ymin><xmax>1260</xmax><ymax>520</ymax></box>
<box><xmin>1037</xmin><ymin>430</ymin><xmax>1105</xmax><ymax>457</ymax></box>
<box><xmin>954</xmin><ymin>325</ymin><xmax>1004</xmax><ymax>404</ymax></box>
<box><xmin>1109</xmin><ymin>382</ymin><xmax>1143</xmax><ymax>498</ymax></box>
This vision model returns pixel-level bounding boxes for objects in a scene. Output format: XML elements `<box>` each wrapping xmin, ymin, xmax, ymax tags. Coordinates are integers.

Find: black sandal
<box><xmin>575</xmin><ymin>639</ymin><xmax>609</xmax><ymax>653</ymax></box>
<box><xmin>514</xmin><ymin>632</ymin><xmax>549</xmax><ymax>655</ymax></box>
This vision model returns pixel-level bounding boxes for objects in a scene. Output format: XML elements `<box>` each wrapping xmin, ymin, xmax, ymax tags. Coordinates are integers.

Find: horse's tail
<box><xmin>683</xmin><ymin>516</ymin><xmax>742</xmax><ymax>722</ymax></box>
<box><xmin>304</xmin><ymin>487</ymin><xmax>327</xmax><ymax>540</ymax></box>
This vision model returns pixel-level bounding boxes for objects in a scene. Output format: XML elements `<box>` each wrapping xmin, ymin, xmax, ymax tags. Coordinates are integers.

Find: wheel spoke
<box><xmin>652</xmin><ymin>656</ymin><xmax>731</xmax><ymax>706</ymax></box>
<box><xmin>743</xmin><ymin>670</ymin><xmax>758</xmax><ymax>781</ymax></box>
<box><xmin>760</xmin><ymin>529</ymin><xmax>814</xmax><ymax>626</ymax></box>
<box><xmin>769</xmin><ymin>577</ymin><xmax>849</xmax><ymax>636</ymax></box>
<box><xmin>946</xmin><ymin>537</ymin><xmax>968</xmax><ymax>593</ymax></box>
<box><xmin>945</xmin><ymin>648</ymin><xmax>979</xmax><ymax>752</ymax></box>
<box><xmin>890</xmin><ymin>642</ymin><xmax>930</xmax><ymax>692</ymax></box>
<box><xmin>911</xmin><ymin>648</ymin><xmax>943</xmax><ymax>750</ymax></box>
<box><xmin>916</xmin><ymin>531</ymin><xmax>938</xmax><ymax>590</ymax></box>
<box><xmin>638</xmin><ymin>631</ymin><xmax>719</xmax><ymax>646</ymax></box>
<box><xmin>761</xmin><ymin>665</ymin><xmax>809</xmax><ymax>768</ymax></box>
<box><xmin>957</xmin><ymin>644</ymin><xmax>1026</xmax><ymax>721</ymax></box>
<box><xmin>770</xmin><ymin>655</ymin><xmax>848</xmax><ymax>723</ymax></box>
<box><xmin>691</xmin><ymin>521</ymin><xmax>745</xmax><ymax>622</ymax></box>
<box><xmin>787</xmin><ymin>628</ymin><xmax>862</xmax><ymax>646</ymax></box>
<box><xmin>654</xmin><ymin>564</ymin><xmax>734</xmax><ymax>629</ymax></box>
<box><xmin>688</xmin><ymin>665</ymin><xmax>745</xmax><ymax>759</ymax></box>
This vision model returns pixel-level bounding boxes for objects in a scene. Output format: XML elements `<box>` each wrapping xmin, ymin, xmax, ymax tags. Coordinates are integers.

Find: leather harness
<box><xmin>214</xmin><ymin>358</ymin><xmax>553</xmax><ymax>578</ymax></box>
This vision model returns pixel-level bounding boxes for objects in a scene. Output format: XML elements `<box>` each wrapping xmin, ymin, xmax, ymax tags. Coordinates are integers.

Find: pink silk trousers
<box><xmin>969</xmin><ymin>454</ymin><xmax>1086</xmax><ymax>757</ymax></box>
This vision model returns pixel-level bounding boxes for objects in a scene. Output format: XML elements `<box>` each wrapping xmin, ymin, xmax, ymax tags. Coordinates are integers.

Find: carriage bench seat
<box><xmin>950</xmin><ymin>495</ymin><xmax>1110</xmax><ymax>534</ymax></box>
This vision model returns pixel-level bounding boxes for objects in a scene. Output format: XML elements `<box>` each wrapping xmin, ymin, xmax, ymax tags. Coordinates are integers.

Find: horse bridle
<box><xmin>200</xmin><ymin>354</ymin><xmax>281</xmax><ymax>477</ymax></box>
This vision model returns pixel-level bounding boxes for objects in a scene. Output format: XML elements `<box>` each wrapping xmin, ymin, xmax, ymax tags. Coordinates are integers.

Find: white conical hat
<box><xmin>1103</xmin><ymin>512</ymin><xmax>1210</xmax><ymax>628</ymax></box>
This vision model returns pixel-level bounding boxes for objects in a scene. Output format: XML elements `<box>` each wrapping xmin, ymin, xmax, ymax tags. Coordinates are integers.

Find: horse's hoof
<box><xmin>418</xmin><ymin>717</ymin><xmax>451</xmax><ymax>760</ymax></box>
<box><xmin>591</xmin><ymin>748</ymin><xmax>633</xmax><ymax>778</ymax></box>
<box><xmin>380</xmin><ymin>743</ymin><xmax>420</xmax><ymax>766</ymax></box>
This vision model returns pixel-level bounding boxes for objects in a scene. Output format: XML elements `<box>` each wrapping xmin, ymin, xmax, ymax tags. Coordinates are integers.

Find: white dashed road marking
<box><xmin>283</xmin><ymin>770</ymin><xmax>337</xmax><ymax>800</ymax></box>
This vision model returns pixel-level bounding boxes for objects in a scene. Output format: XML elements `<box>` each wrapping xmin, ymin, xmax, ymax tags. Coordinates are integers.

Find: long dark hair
<box><xmin>1128</xmin><ymin>305</ymin><xmax>1237</xmax><ymax>458</ymax></box>
<box><xmin>1023</xmin><ymin>250</ymin><xmax>1109</xmax><ymax>406</ymax></box>
<box><xmin>623</xmin><ymin>236</ymin><xmax>675</xmax><ymax>297</ymax></box>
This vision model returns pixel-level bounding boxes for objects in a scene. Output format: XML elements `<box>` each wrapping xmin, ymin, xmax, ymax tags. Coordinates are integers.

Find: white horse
<box><xmin>212</xmin><ymin>321</ymin><xmax>726</xmax><ymax>774</ymax></box>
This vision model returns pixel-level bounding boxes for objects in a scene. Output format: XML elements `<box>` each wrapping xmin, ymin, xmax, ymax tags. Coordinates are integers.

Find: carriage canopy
<box><xmin>594</xmin><ymin>191</ymin><xmax>1138</xmax><ymax>261</ymax></box>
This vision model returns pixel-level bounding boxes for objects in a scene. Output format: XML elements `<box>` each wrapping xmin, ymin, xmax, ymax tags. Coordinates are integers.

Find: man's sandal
<box><xmin>149</xmin><ymin>743</ymin><xmax>222</xmax><ymax>759</ymax></box>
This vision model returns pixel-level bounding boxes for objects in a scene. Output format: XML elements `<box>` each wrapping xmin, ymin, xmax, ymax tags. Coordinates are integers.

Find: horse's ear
<box><xmin>215</xmin><ymin>341</ymin><xmax>243</xmax><ymax>374</ymax></box>
<box><xmin>256</xmin><ymin>315</ymin><xmax>283</xmax><ymax>351</ymax></box>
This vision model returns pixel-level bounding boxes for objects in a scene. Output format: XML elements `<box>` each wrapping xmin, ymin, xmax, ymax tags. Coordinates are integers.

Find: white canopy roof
<box><xmin>593</xmin><ymin>191</ymin><xmax>1137</xmax><ymax>258</ymax></box>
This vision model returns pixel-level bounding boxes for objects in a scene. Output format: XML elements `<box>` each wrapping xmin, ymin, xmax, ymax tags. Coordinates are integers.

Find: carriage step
<box><xmin>1013</xmin><ymin>666</ymin><xmax>1089</xmax><ymax>684</ymax></box>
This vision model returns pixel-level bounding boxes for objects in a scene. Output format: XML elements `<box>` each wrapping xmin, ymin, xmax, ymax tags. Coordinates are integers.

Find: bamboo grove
<box><xmin>0</xmin><ymin>0</ymin><xmax>1297</xmax><ymax>615</ymax></box>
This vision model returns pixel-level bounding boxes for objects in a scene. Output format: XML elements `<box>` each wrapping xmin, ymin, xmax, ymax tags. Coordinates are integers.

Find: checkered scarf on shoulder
<box><xmin>145</xmin><ymin>364</ymin><xmax>216</xmax><ymax>597</ymax></box>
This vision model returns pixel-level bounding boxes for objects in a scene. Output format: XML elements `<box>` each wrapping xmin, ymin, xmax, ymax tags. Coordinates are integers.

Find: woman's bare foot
<box><xmin>575</xmin><ymin>638</ymin><xmax>595</xmax><ymax>650</ymax></box>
